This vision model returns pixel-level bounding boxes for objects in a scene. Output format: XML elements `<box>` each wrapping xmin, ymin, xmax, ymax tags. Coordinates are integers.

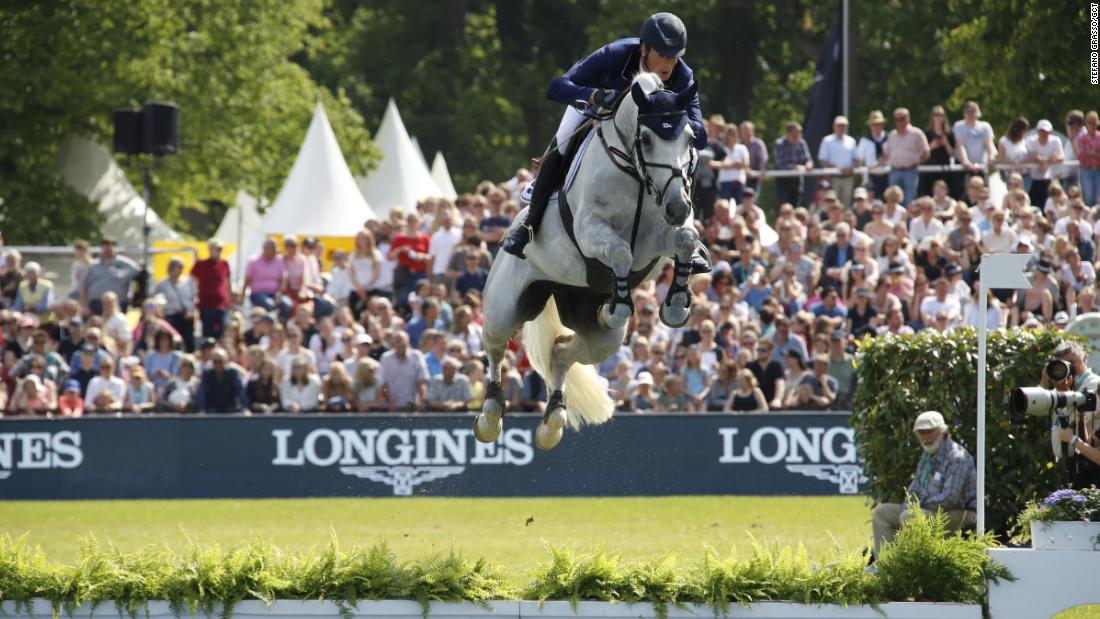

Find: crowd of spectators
<box><xmin>2</xmin><ymin>102</ymin><xmax>1099</xmax><ymax>417</ymax></box>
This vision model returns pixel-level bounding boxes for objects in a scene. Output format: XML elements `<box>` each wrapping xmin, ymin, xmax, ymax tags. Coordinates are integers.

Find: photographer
<box><xmin>1042</xmin><ymin>341</ymin><xmax>1100</xmax><ymax>487</ymax></box>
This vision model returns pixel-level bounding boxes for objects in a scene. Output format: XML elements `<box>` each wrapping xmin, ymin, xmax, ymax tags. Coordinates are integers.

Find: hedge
<box><xmin>0</xmin><ymin>514</ymin><xmax>1008</xmax><ymax>619</ymax></box>
<box><xmin>852</xmin><ymin>327</ymin><xmax>1071</xmax><ymax>536</ymax></box>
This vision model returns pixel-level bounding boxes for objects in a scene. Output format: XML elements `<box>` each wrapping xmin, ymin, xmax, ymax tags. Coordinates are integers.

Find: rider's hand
<box><xmin>590</xmin><ymin>89</ymin><xmax>619</xmax><ymax>109</ymax></box>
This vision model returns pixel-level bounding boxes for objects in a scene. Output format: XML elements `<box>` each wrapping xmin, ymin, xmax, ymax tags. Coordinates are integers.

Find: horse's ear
<box><xmin>675</xmin><ymin>81</ymin><xmax>699</xmax><ymax>109</ymax></box>
<box><xmin>630</xmin><ymin>82</ymin><xmax>648</xmax><ymax>110</ymax></box>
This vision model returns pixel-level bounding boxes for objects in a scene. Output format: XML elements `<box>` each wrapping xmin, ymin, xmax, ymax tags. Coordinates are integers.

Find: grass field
<box><xmin>0</xmin><ymin>496</ymin><xmax>868</xmax><ymax>583</ymax></box>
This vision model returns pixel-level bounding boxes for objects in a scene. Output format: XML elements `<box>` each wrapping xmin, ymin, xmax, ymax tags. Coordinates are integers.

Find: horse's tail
<box><xmin>522</xmin><ymin>296</ymin><xmax>614</xmax><ymax>430</ymax></box>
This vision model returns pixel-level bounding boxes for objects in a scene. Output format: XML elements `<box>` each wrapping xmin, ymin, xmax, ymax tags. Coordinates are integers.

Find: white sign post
<box><xmin>976</xmin><ymin>253</ymin><xmax>1032</xmax><ymax>535</ymax></box>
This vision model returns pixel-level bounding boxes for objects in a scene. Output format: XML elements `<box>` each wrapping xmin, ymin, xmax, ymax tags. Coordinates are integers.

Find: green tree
<box><xmin>0</xmin><ymin>0</ymin><xmax>377</xmax><ymax>242</ymax></box>
<box><xmin>943</xmin><ymin>0</ymin><xmax>1092</xmax><ymax>134</ymax></box>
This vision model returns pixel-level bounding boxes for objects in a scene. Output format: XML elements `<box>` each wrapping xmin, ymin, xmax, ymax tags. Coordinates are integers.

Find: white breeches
<box><xmin>554</xmin><ymin>106</ymin><xmax>587</xmax><ymax>155</ymax></box>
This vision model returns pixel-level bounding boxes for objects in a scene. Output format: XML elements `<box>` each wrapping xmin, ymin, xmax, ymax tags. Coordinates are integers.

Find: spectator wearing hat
<box><xmin>818</xmin><ymin>115</ymin><xmax>858</xmax><ymax>207</ymax></box>
<box><xmin>1026</xmin><ymin>119</ymin><xmax>1065</xmax><ymax>206</ymax></box>
<box><xmin>190</xmin><ymin>239</ymin><xmax>232</xmax><ymax>342</ymax></box>
<box><xmin>154</xmin><ymin>256</ymin><xmax>196</xmax><ymax>352</ymax></box>
<box><xmin>774</xmin><ymin>121</ymin><xmax>813</xmax><ymax>207</ymax></box>
<box><xmin>856</xmin><ymin>110</ymin><xmax>890</xmax><ymax>199</ymax></box>
<box><xmin>628</xmin><ymin>371</ymin><xmax>658</xmax><ymax>411</ymax></box>
<box><xmin>12</xmin><ymin>262</ymin><xmax>53</xmax><ymax>320</ymax></box>
<box><xmin>784</xmin><ymin>354</ymin><xmax>837</xmax><ymax>410</ymax></box>
<box><xmin>81</xmin><ymin>237</ymin><xmax>139</xmax><ymax>315</ymax></box>
<box><xmin>882</xmin><ymin>108</ymin><xmax>930</xmax><ymax>206</ymax></box>
<box><xmin>980</xmin><ymin>209</ymin><xmax>1016</xmax><ymax>254</ymax></box>
<box><xmin>8</xmin><ymin>374</ymin><xmax>54</xmax><ymax>415</ymax></box>
<box><xmin>871</xmin><ymin>411</ymin><xmax>976</xmax><ymax>560</ymax></box>
<box><xmin>58</xmin><ymin>379</ymin><xmax>84</xmax><ymax>417</ymax></box>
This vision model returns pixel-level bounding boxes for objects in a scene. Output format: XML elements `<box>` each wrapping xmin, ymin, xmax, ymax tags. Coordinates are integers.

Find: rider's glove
<box><xmin>590</xmin><ymin>88</ymin><xmax>619</xmax><ymax>109</ymax></box>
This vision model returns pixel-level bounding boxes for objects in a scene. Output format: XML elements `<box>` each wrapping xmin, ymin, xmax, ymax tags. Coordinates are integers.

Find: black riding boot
<box><xmin>502</xmin><ymin>148</ymin><xmax>566</xmax><ymax>259</ymax></box>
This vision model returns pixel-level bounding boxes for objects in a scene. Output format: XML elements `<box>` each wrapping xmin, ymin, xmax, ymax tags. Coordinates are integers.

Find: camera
<box><xmin>1044</xmin><ymin>359</ymin><xmax>1073</xmax><ymax>383</ymax></box>
<box><xmin>1010</xmin><ymin>387</ymin><xmax>1097</xmax><ymax>418</ymax></box>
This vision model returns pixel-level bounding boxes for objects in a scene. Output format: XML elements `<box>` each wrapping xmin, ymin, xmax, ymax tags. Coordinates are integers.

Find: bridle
<box><xmin>595</xmin><ymin>102</ymin><xmax>696</xmax><ymax>209</ymax></box>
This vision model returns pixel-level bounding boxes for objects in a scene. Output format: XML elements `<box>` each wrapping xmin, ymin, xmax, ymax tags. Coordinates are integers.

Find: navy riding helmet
<box><xmin>640</xmin><ymin>12</ymin><xmax>687</xmax><ymax>58</ymax></box>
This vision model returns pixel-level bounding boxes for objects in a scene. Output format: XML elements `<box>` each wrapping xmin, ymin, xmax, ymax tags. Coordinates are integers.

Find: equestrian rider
<box><xmin>501</xmin><ymin>12</ymin><xmax>711</xmax><ymax>274</ymax></box>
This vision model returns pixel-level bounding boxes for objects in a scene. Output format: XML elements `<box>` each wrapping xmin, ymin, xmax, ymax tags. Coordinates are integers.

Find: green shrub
<box><xmin>875</xmin><ymin>499</ymin><xmax>1013</xmax><ymax>603</ymax></box>
<box><xmin>853</xmin><ymin>328</ymin><xmax>1071</xmax><ymax>536</ymax></box>
<box><xmin>0</xmin><ymin>530</ymin><xmax>1007</xmax><ymax>617</ymax></box>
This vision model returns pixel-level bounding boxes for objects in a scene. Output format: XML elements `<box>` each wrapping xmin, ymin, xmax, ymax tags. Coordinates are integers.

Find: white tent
<box><xmin>258</xmin><ymin>102</ymin><xmax>376</xmax><ymax>242</ymax></box>
<box><xmin>56</xmin><ymin>135</ymin><xmax>183</xmax><ymax>246</ymax></box>
<box><xmin>356</xmin><ymin>99</ymin><xmax>441</xmax><ymax>217</ymax></box>
<box><xmin>431</xmin><ymin>151</ymin><xmax>458</xmax><ymax>199</ymax></box>
<box><xmin>410</xmin><ymin>135</ymin><xmax>429</xmax><ymax>167</ymax></box>
<box><xmin>215</xmin><ymin>190</ymin><xmax>264</xmax><ymax>276</ymax></box>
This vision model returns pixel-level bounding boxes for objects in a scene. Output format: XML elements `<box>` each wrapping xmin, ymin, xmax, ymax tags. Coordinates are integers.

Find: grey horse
<box><xmin>474</xmin><ymin>71</ymin><xmax>700</xmax><ymax>450</ymax></box>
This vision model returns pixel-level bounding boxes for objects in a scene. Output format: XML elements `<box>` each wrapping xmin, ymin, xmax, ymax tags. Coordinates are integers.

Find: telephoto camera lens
<box><xmin>1045</xmin><ymin>359</ymin><xmax>1072</xmax><ymax>383</ymax></box>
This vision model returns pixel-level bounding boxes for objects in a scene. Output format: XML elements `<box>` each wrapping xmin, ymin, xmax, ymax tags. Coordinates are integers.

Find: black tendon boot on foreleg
<box><xmin>502</xmin><ymin>148</ymin><xmax>566</xmax><ymax>259</ymax></box>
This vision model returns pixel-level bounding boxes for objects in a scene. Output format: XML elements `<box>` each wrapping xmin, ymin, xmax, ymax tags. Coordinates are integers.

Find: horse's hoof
<box><xmin>473</xmin><ymin>407</ymin><xmax>503</xmax><ymax>443</ymax></box>
<box><xmin>599</xmin><ymin>303</ymin><xmax>631</xmax><ymax>330</ymax></box>
<box><xmin>659</xmin><ymin>302</ymin><xmax>690</xmax><ymax>329</ymax></box>
<box><xmin>535</xmin><ymin>408</ymin><xmax>567</xmax><ymax>451</ymax></box>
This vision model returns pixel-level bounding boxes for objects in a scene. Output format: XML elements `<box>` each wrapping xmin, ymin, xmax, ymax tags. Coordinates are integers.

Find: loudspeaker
<box><xmin>142</xmin><ymin>102</ymin><xmax>180</xmax><ymax>155</ymax></box>
<box><xmin>112</xmin><ymin>109</ymin><xmax>144</xmax><ymax>155</ymax></box>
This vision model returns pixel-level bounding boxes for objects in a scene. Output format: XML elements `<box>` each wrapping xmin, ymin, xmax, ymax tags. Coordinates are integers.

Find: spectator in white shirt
<box><xmin>817</xmin><ymin>115</ymin><xmax>859</xmax><ymax>206</ymax></box>
<box><xmin>85</xmin><ymin>354</ymin><xmax>126</xmax><ymax>413</ymax></box>
<box><xmin>279</xmin><ymin>358</ymin><xmax>322</xmax><ymax>412</ymax></box>
<box><xmin>1027</xmin><ymin>119</ymin><xmax>1065</xmax><ymax>206</ymax></box>
<box><xmin>919</xmin><ymin>277</ymin><xmax>961</xmax><ymax>326</ymax></box>
<box><xmin>981</xmin><ymin>209</ymin><xmax>1017</xmax><ymax>253</ymax></box>
<box><xmin>428</xmin><ymin>205</ymin><xmax>463</xmax><ymax>282</ymax></box>
<box><xmin>100</xmin><ymin>291</ymin><xmax>131</xmax><ymax>355</ymax></box>
<box><xmin>908</xmin><ymin>197</ymin><xmax>945</xmax><ymax>246</ymax></box>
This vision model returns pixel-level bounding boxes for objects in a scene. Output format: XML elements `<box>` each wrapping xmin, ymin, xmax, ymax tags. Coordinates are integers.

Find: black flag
<box><xmin>802</xmin><ymin>4</ymin><xmax>844</xmax><ymax>175</ymax></box>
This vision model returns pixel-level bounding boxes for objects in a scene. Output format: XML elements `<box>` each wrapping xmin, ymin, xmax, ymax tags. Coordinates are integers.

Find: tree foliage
<box><xmin>852</xmin><ymin>328</ymin><xmax>1070</xmax><ymax>537</ymax></box>
<box><xmin>0</xmin><ymin>0</ymin><xmax>376</xmax><ymax>242</ymax></box>
<box><xmin>3</xmin><ymin>0</ymin><xmax>1091</xmax><ymax>242</ymax></box>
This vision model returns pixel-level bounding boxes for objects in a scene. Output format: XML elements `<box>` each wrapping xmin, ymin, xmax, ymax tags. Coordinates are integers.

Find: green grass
<box><xmin>0</xmin><ymin>496</ymin><xmax>867</xmax><ymax>585</ymax></box>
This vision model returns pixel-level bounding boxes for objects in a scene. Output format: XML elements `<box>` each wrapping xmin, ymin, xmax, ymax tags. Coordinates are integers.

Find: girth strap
<box><xmin>558</xmin><ymin>189</ymin><xmax>659</xmax><ymax>294</ymax></box>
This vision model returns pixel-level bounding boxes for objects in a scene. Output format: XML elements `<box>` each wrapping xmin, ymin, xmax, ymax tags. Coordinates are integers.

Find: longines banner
<box><xmin>0</xmin><ymin>413</ymin><xmax>865</xmax><ymax>499</ymax></box>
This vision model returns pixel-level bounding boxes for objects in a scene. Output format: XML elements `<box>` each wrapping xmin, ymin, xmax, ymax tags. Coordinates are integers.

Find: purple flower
<box><xmin>1044</xmin><ymin>489</ymin><xmax>1086</xmax><ymax>505</ymax></box>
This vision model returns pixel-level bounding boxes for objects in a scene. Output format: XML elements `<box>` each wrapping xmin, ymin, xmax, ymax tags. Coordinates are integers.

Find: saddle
<box><xmin>551</xmin><ymin>124</ymin><xmax>659</xmax><ymax>294</ymax></box>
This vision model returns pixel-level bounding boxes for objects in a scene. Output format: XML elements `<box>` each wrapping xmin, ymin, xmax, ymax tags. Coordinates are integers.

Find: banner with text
<box><xmin>0</xmin><ymin>413</ymin><xmax>864</xmax><ymax>499</ymax></box>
